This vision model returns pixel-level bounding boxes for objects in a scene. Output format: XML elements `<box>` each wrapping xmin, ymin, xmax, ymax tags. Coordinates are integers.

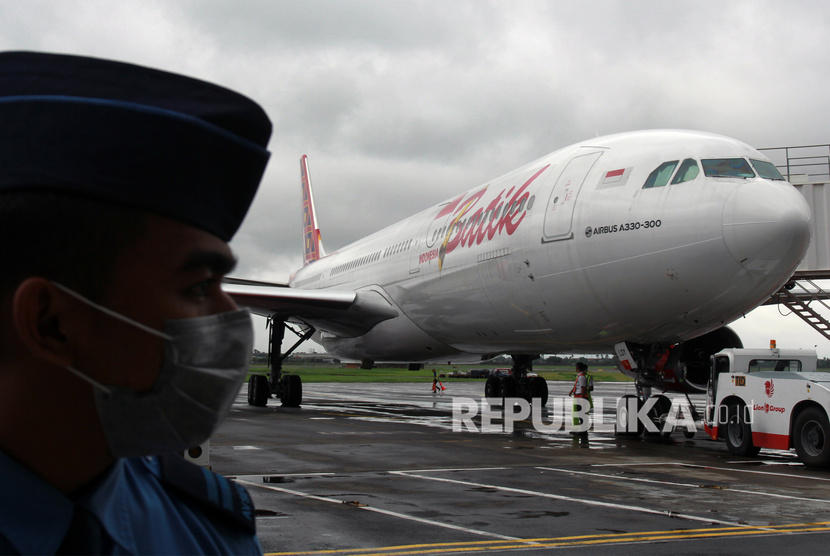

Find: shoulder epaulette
<box><xmin>157</xmin><ymin>454</ymin><xmax>256</xmax><ymax>534</ymax></box>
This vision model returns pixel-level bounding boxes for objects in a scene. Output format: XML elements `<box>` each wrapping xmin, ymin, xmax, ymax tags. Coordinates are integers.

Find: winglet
<box><xmin>300</xmin><ymin>155</ymin><xmax>325</xmax><ymax>265</ymax></box>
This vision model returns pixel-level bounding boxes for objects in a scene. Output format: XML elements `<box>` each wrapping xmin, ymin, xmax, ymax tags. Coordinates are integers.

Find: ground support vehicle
<box><xmin>704</xmin><ymin>347</ymin><xmax>830</xmax><ymax>467</ymax></box>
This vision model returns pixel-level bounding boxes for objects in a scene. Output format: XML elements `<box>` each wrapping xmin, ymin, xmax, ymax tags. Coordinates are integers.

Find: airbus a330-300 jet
<box><xmin>226</xmin><ymin>129</ymin><xmax>811</xmax><ymax>416</ymax></box>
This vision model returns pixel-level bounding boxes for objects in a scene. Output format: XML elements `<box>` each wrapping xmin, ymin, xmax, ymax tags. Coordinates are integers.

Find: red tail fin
<box><xmin>300</xmin><ymin>155</ymin><xmax>325</xmax><ymax>265</ymax></box>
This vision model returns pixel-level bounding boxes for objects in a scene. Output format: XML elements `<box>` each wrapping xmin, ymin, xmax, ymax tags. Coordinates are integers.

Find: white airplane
<box><xmin>227</xmin><ymin>129</ymin><xmax>811</xmax><ymax>411</ymax></box>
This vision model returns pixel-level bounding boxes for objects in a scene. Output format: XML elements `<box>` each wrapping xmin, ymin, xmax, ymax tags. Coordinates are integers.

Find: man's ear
<box><xmin>12</xmin><ymin>277</ymin><xmax>78</xmax><ymax>367</ymax></box>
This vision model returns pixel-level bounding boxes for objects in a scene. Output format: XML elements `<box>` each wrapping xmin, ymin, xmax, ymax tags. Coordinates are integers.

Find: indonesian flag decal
<box><xmin>601</xmin><ymin>167</ymin><xmax>631</xmax><ymax>187</ymax></box>
<box><xmin>605</xmin><ymin>169</ymin><xmax>625</xmax><ymax>181</ymax></box>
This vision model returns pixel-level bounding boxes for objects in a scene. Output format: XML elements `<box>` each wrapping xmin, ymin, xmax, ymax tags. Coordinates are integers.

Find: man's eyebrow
<box><xmin>181</xmin><ymin>250</ymin><xmax>238</xmax><ymax>275</ymax></box>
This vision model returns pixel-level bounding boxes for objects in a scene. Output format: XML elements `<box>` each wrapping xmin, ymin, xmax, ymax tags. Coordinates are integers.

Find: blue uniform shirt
<box><xmin>0</xmin><ymin>448</ymin><xmax>262</xmax><ymax>555</ymax></box>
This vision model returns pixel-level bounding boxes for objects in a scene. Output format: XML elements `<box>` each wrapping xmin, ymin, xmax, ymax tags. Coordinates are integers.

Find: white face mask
<box><xmin>53</xmin><ymin>282</ymin><xmax>253</xmax><ymax>458</ymax></box>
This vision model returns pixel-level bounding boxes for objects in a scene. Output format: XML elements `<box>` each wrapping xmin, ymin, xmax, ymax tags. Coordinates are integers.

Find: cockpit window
<box><xmin>701</xmin><ymin>158</ymin><xmax>755</xmax><ymax>178</ymax></box>
<box><xmin>750</xmin><ymin>159</ymin><xmax>786</xmax><ymax>180</ymax></box>
<box><xmin>643</xmin><ymin>161</ymin><xmax>678</xmax><ymax>189</ymax></box>
<box><xmin>671</xmin><ymin>159</ymin><xmax>700</xmax><ymax>184</ymax></box>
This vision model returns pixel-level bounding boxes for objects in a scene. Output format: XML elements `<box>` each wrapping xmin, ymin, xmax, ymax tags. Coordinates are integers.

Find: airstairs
<box><xmin>760</xmin><ymin>143</ymin><xmax>830</xmax><ymax>341</ymax></box>
<box><xmin>769</xmin><ymin>272</ymin><xmax>830</xmax><ymax>342</ymax></box>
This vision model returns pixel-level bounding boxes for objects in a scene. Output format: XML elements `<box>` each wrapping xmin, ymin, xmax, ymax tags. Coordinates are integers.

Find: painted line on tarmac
<box><xmin>391</xmin><ymin>470</ymin><xmax>750</xmax><ymax>528</ymax></box>
<box><xmin>594</xmin><ymin>461</ymin><xmax>830</xmax><ymax>481</ymax></box>
<box><xmin>537</xmin><ymin>466</ymin><xmax>830</xmax><ymax>504</ymax></box>
<box><xmin>263</xmin><ymin>522</ymin><xmax>830</xmax><ymax>555</ymax></box>
<box><xmin>392</xmin><ymin>467</ymin><xmax>509</xmax><ymax>474</ymax></box>
<box><xmin>238</xmin><ymin>479</ymin><xmax>520</xmax><ymax>542</ymax></box>
<box><xmin>237</xmin><ymin>473</ymin><xmax>336</xmax><ymax>478</ymax></box>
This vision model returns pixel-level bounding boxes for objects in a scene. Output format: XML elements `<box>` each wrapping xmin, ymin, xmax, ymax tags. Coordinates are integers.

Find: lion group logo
<box><xmin>764</xmin><ymin>379</ymin><xmax>775</xmax><ymax>398</ymax></box>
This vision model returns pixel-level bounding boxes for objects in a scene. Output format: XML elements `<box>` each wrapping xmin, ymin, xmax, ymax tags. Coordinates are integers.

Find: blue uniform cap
<box><xmin>0</xmin><ymin>51</ymin><xmax>272</xmax><ymax>241</ymax></box>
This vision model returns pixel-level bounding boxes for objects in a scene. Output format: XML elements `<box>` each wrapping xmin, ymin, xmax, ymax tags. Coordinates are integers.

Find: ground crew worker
<box><xmin>432</xmin><ymin>368</ymin><xmax>446</xmax><ymax>394</ymax></box>
<box><xmin>0</xmin><ymin>51</ymin><xmax>271</xmax><ymax>554</ymax></box>
<box><xmin>569</xmin><ymin>362</ymin><xmax>594</xmax><ymax>436</ymax></box>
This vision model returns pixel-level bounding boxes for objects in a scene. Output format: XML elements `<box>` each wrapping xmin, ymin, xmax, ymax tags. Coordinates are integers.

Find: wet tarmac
<box><xmin>211</xmin><ymin>381</ymin><xmax>830</xmax><ymax>555</ymax></box>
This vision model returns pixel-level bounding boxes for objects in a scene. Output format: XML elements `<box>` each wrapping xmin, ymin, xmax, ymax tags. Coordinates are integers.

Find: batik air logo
<box><xmin>422</xmin><ymin>165</ymin><xmax>550</xmax><ymax>270</ymax></box>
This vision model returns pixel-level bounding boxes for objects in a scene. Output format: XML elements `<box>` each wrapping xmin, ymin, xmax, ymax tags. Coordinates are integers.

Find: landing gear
<box><xmin>247</xmin><ymin>318</ymin><xmax>314</xmax><ymax>408</ymax></box>
<box><xmin>498</xmin><ymin>375</ymin><xmax>517</xmax><ymax>398</ymax></box>
<box><xmin>614</xmin><ymin>387</ymin><xmax>673</xmax><ymax>438</ymax></box>
<box><xmin>280</xmin><ymin>374</ymin><xmax>303</xmax><ymax>408</ymax></box>
<box><xmin>614</xmin><ymin>344</ymin><xmax>686</xmax><ymax>438</ymax></box>
<box><xmin>615</xmin><ymin>395</ymin><xmax>644</xmax><ymax>436</ymax></box>
<box><xmin>484</xmin><ymin>354</ymin><xmax>547</xmax><ymax>405</ymax></box>
<box><xmin>645</xmin><ymin>394</ymin><xmax>672</xmax><ymax>438</ymax></box>
<box><xmin>484</xmin><ymin>376</ymin><xmax>499</xmax><ymax>399</ymax></box>
<box><xmin>530</xmin><ymin>376</ymin><xmax>549</xmax><ymax>405</ymax></box>
<box><xmin>248</xmin><ymin>374</ymin><xmax>270</xmax><ymax>407</ymax></box>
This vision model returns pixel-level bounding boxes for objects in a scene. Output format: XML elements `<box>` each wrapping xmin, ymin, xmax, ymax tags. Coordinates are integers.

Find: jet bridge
<box><xmin>760</xmin><ymin>143</ymin><xmax>830</xmax><ymax>340</ymax></box>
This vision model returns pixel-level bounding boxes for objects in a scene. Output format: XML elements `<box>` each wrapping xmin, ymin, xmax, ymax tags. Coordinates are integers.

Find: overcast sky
<box><xmin>4</xmin><ymin>0</ymin><xmax>830</xmax><ymax>357</ymax></box>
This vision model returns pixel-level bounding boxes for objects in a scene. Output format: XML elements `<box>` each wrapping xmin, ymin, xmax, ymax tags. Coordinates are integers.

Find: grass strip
<box><xmin>246</xmin><ymin>365</ymin><xmax>633</xmax><ymax>384</ymax></box>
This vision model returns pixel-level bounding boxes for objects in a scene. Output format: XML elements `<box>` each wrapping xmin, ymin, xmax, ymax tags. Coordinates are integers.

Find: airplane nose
<box><xmin>722</xmin><ymin>181</ymin><xmax>811</xmax><ymax>275</ymax></box>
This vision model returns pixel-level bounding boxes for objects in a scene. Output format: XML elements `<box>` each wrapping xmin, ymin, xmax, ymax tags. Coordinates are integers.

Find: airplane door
<box><xmin>542</xmin><ymin>151</ymin><xmax>603</xmax><ymax>242</ymax></box>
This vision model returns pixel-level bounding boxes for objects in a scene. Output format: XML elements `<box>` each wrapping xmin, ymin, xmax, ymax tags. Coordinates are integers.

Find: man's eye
<box><xmin>190</xmin><ymin>280</ymin><xmax>212</xmax><ymax>297</ymax></box>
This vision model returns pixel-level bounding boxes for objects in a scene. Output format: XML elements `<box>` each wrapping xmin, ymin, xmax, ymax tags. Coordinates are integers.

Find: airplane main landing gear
<box><xmin>247</xmin><ymin>318</ymin><xmax>314</xmax><ymax>408</ymax></box>
<box><xmin>484</xmin><ymin>354</ymin><xmax>548</xmax><ymax>405</ymax></box>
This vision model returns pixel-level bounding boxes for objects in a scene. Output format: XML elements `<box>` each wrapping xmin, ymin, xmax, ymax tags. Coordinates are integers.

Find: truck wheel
<box><xmin>794</xmin><ymin>407</ymin><xmax>830</xmax><ymax>467</ymax></box>
<box><xmin>615</xmin><ymin>395</ymin><xmax>644</xmax><ymax>436</ymax></box>
<box><xmin>724</xmin><ymin>402</ymin><xmax>760</xmax><ymax>457</ymax></box>
<box><xmin>248</xmin><ymin>375</ymin><xmax>270</xmax><ymax>407</ymax></box>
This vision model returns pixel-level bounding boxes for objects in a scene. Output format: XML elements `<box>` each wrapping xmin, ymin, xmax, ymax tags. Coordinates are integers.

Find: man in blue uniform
<box><xmin>0</xmin><ymin>51</ymin><xmax>271</xmax><ymax>554</ymax></box>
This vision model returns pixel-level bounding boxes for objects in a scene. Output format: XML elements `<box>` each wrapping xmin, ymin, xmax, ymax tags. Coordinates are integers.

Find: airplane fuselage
<box><xmin>289</xmin><ymin>130</ymin><xmax>811</xmax><ymax>363</ymax></box>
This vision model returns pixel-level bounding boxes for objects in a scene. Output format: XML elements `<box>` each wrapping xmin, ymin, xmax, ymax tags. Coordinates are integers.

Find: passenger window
<box><xmin>643</xmin><ymin>161</ymin><xmax>679</xmax><ymax>189</ymax></box>
<box><xmin>750</xmin><ymin>159</ymin><xmax>786</xmax><ymax>180</ymax></box>
<box><xmin>671</xmin><ymin>159</ymin><xmax>700</xmax><ymax>184</ymax></box>
<box><xmin>701</xmin><ymin>158</ymin><xmax>755</xmax><ymax>178</ymax></box>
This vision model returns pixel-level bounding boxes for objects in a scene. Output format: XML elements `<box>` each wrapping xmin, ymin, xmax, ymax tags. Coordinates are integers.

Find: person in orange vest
<box><xmin>432</xmin><ymin>369</ymin><xmax>446</xmax><ymax>394</ymax></box>
<box><xmin>569</xmin><ymin>362</ymin><xmax>594</xmax><ymax>436</ymax></box>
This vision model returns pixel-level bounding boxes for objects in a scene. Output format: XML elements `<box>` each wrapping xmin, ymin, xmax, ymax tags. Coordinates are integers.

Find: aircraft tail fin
<box><xmin>300</xmin><ymin>155</ymin><xmax>326</xmax><ymax>265</ymax></box>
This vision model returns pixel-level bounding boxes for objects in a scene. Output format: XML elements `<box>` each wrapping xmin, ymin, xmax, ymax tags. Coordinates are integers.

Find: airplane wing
<box><xmin>223</xmin><ymin>278</ymin><xmax>398</xmax><ymax>337</ymax></box>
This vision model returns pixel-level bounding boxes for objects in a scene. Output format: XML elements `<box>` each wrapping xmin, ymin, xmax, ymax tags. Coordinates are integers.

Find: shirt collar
<box><xmin>76</xmin><ymin>457</ymin><xmax>138</xmax><ymax>554</ymax></box>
